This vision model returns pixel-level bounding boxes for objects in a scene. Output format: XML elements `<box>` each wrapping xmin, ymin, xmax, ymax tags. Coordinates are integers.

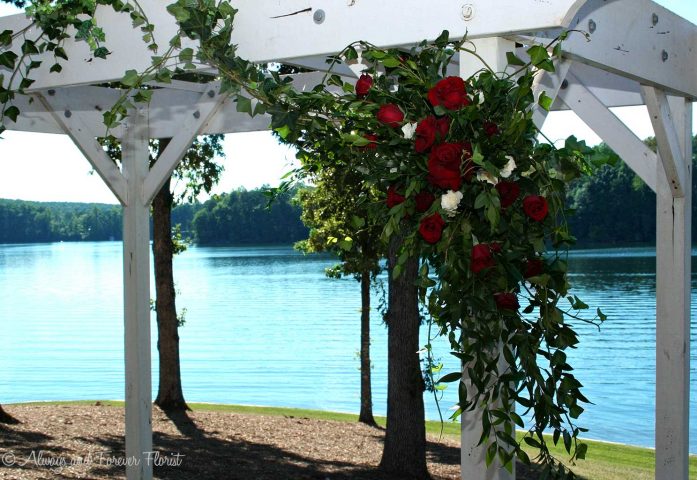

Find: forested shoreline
<box><xmin>1</xmin><ymin>153</ymin><xmax>696</xmax><ymax>247</ymax></box>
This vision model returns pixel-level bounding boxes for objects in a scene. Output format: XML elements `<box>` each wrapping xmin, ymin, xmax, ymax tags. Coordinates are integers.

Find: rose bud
<box><xmin>494</xmin><ymin>292</ymin><xmax>520</xmax><ymax>311</ymax></box>
<box><xmin>414</xmin><ymin>191</ymin><xmax>436</xmax><ymax>213</ymax></box>
<box><xmin>523</xmin><ymin>195</ymin><xmax>549</xmax><ymax>222</ymax></box>
<box><xmin>419</xmin><ymin>212</ymin><xmax>446</xmax><ymax>244</ymax></box>
<box><xmin>376</xmin><ymin>104</ymin><xmax>405</xmax><ymax>127</ymax></box>
<box><xmin>428</xmin><ymin>76</ymin><xmax>470</xmax><ymax>110</ymax></box>
<box><xmin>386</xmin><ymin>185</ymin><xmax>406</xmax><ymax>208</ymax></box>
<box><xmin>524</xmin><ymin>258</ymin><xmax>544</xmax><ymax>278</ymax></box>
<box><xmin>483</xmin><ymin>121</ymin><xmax>499</xmax><ymax>137</ymax></box>
<box><xmin>355</xmin><ymin>73</ymin><xmax>373</xmax><ymax>98</ymax></box>
<box><xmin>362</xmin><ymin>133</ymin><xmax>378</xmax><ymax>150</ymax></box>
<box><xmin>471</xmin><ymin>244</ymin><xmax>495</xmax><ymax>273</ymax></box>
<box><xmin>495</xmin><ymin>181</ymin><xmax>521</xmax><ymax>209</ymax></box>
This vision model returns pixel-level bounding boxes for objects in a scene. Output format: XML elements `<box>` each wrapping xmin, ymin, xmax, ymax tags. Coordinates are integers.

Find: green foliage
<box><xmin>192</xmin><ymin>188</ymin><xmax>308</xmax><ymax>245</ymax></box>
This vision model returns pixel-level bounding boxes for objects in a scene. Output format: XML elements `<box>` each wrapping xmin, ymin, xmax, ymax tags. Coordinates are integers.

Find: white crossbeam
<box><xmin>558</xmin><ymin>69</ymin><xmax>658</xmax><ymax>192</ymax></box>
<box><xmin>654</xmin><ymin>96</ymin><xmax>692</xmax><ymax>480</ymax></box>
<box><xmin>642</xmin><ymin>86</ymin><xmax>687</xmax><ymax>197</ymax></box>
<box><xmin>142</xmin><ymin>85</ymin><xmax>227</xmax><ymax>204</ymax></box>
<box><xmin>562</xmin><ymin>0</ymin><xmax>697</xmax><ymax>99</ymax></box>
<box><xmin>36</xmin><ymin>93</ymin><xmax>128</xmax><ymax>205</ymax></box>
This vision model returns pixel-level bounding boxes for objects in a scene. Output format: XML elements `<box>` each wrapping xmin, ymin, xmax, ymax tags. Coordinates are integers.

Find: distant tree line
<box><xmin>0</xmin><ymin>188</ymin><xmax>308</xmax><ymax>245</ymax></box>
<box><xmin>2</xmin><ymin>138</ymin><xmax>696</xmax><ymax>246</ymax></box>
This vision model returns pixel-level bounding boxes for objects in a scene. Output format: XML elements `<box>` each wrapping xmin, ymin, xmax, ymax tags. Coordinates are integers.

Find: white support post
<box><xmin>460</xmin><ymin>38</ymin><xmax>516</xmax><ymax>480</ymax></box>
<box><xmin>121</xmin><ymin>108</ymin><xmax>154</xmax><ymax>480</ymax></box>
<box><xmin>654</xmin><ymin>96</ymin><xmax>691</xmax><ymax>480</ymax></box>
<box><xmin>558</xmin><ymin>70</ymin><xmax>658</xmax><ymax>192</ymax></box>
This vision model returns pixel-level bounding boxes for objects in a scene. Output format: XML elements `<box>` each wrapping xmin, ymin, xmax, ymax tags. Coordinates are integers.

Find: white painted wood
<box><xmin>36</xmin><ymin>93</ymin><xmax>128</xmax><ymax>204</ymax></box>
<box><xmin>642</xmin><ymin>86</ymin><xmax>687</xmax><ymax>197</ymax></box>
<box><xmin>0</xmin><ymin>0</ymin><xmax>588</xmax><ymax>90</ymax></box>
<box><xmin>121</xmin><ymin>108</ymin><xmax>153</xmax><ymax>480</ymax></box>
<box><xmin>532</xmin><ymin>60</ymin><xmax>570</xmax><ymax>130</ymax></box>
<box><xmin>558</xmin><ymin>71</ymin><xmax>658</xmax><ymax>192</ymax></box>
<box><xmin>563</xmin><ymin>0</ymin><xmax>697</xmax><ymax>99</ymax></box>
<box><xmin>460</xmin><ymin>39</ymin><xmax>515</xmax><ymax>480</ymax></box>
<box><xmin>654</xmin><ymin>96</ymin><xmax>691</xmax><ymax>480</ymax></box>
<box><xmin>143</xmin><ymin>86</ymin><xmax>228</xmax><ymax>204</ymax></box>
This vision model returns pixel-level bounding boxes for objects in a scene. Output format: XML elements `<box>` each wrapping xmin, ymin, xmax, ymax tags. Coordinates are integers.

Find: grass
<box><xmin>11</xmin><ymin>400</ymin><xmax>697</xmax><ymax>479</ymax></box>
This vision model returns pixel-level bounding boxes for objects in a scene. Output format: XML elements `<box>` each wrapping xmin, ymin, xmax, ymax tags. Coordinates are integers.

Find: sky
<box><xmin>0</xmin><ymin>1</ymin><xmax>696</xmax><ymax>204</ymax></box>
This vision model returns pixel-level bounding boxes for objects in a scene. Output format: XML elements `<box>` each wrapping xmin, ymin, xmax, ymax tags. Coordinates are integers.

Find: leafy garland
<box><xmin>1</xmin><ymin>3</ymin><xmax>607</xmax><ymax>477</ymax></box>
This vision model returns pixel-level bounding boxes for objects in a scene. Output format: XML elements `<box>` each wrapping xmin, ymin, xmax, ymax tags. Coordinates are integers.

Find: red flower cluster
<box><xmin>523</xmin><ymin>195</ymin><xmax>549</xmax><ymax>222</ymax></box>
<box><xmin>376</xmin><ymin>104</ymin><xmax>404</xmax><ymax>127</ymax></box>
<box><xmin>415</xmin><ymin>116</ymin><xmax>450</xmax><ymax>153</ymax></box>
<box><xmin>428</xmin><ymin>76</ymin><xmax>470</xmax><ymax>110</ymax></box>
<box><xmin>355</xmin><ymin>74</ymin><xmax>373</xmax><ymax>98</ymax></box>
<box><xmin>494</xmin><ymin>292</ymin><xmax>519</xmax><ymax>311</ymax></box>
<box><xmin>470</xmin><ymin>243</ymin><xmax>497</xmax><ymax>273</ymax></box>
<box><xmin>419</xmin><ymin>213</ymin><xmax>445</xmax><ymax>244</ymax></box>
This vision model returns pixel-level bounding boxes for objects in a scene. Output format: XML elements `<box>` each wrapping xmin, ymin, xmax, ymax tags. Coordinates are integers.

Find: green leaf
<box><xmin>576</xmin><ymin>442</ymin><xmax>588</xmax><ymax>460</ymax></box>
<box><xmin>93</xmin><ymin>47</ymin><xmax>110</xmax><ymax>59</ymax></box>
<box><xmin>3</xmin><ymin>105</ymin><xmax>19</xmax><ymax>123</ymax></box>
<box><xmin>527</xmin><ymin>45</ymin><xmax>549</xmax><ymax>66</ymax></box>
<box><xmin>235</xmin><ymin>95</ymin><xmax>252</xmax><ymax>114</ymax></box>
<box><xmin>0</xmin><ymin>51</ymin><xmax>18</xmax><ymax>69</ymax></box>
<box><xmin>382</xmin><ymin>56</ymin><xmax>401</xmax><ymax>68</ymax></box>
<box><xmin>538</xmin><ymin>91</ymin><xmax>553</xmax><ymax>111</ymax></box>
<box><xmin>54</xmin><ymin>47</ymin><xmax>68</xmax><ymax>61</ymax></box>
<box><xmin>506</xmin><ymin>51</ymin><xmax>526</xmax><ymax>66</ymax></box>
<box><xmin>0</xmin><ymin>29</ymin><xmax>11</xmax><ymax>47</ymax></box>
<box><xmin>49</xmin><ymin>63</ymin><xmax>62</xmax><ymax>73</ymax></box>
<box><xmin>121</xmin><ymin>69</ymin><xmax>140</xmax><ymax>87</ymax></box>
<box><xmin>437</xmin><ymin>372</ymin><xmax>462</xmax><ymax>383</ymax></box>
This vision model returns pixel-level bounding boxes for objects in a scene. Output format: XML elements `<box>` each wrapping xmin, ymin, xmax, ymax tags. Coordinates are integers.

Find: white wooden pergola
<box><xmin>1</xmin><ymin>1</ymin><xmax>695</xmax><ymax>479</ymax></box>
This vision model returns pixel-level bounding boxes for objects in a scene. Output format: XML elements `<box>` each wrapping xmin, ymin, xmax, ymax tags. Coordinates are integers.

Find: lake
<box><xmin>0</xmin><ymin>242</ymin><xmax>695</xmax><ymax>453</ymax></box>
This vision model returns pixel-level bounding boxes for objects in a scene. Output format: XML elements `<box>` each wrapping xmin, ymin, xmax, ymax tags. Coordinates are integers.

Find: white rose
<box><xmin>441</xmin><ymin>190</ymin><xmax>463</xmax><ymax>217</ymax></box>
<box><xmin>477</xmin><ymin>170</ymin><xmax>498</xmax><ymax>185</ymax></box>
<box><xmin>501</xmin><ymin>156</ymin><xmax>516</xmax><ymax>178</ymax></box>
<box><xmin>401</xmin><ymin>122</ymin><xmax>417</xmax><ymax>139</ymax></box>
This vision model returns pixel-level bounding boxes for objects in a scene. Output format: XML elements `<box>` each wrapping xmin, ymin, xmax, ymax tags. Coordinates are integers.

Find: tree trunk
<box><xmin>358</xmin><ymin>270</ymin><xmax>377</xmax><ymax>427</ymax></box>
<box><xmin>0</xmin><ymin>404</ymin><xmax>19</xmax><ymax>424</ymax></box>
<box><xmin>152</xmin><ymin>175</ymin><xmax>188</xmax><ymax>412</ymax></box>
<box><xmin>379</xmin><ymin>235</ymin><xmax>429</xmax><ymax>479</ymax></box>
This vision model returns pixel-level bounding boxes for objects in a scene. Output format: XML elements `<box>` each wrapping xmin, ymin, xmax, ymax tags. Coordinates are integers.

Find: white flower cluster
<box><xmin>441</xmin><ymin>190</ymin><xmax>463</xmax><ymax>217</ymax></box>
<box><xmin>476</xmin><ymin>156</ymin><xmax>516</xmax><ymax>185</ymax></box>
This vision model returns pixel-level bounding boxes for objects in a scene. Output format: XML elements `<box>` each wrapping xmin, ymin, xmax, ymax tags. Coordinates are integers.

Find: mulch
<box><xmin>0</xmin><ymin>404</ymin><xmax>541</xmax><ymax>479</ymax></box>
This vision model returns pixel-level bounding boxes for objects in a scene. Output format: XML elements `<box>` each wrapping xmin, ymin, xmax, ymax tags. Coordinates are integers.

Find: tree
<box><xmin>379</xmin><ymin>234</ymin><xmax>428</xmax><ymax>479</ymax></box>
<box><xmin>0</xmin><ymin>404</ymin><xmax>18</xmax><ymax>424</ymax></box>
<box><xmin>295</xmin><ymin>167</ymin><xmax>383</xmax><ymax>427</ymax></box>
<box><xmin>106</xmin><ymin>135</ymin><xmax>224</xmax><ymax>412</ymax></box>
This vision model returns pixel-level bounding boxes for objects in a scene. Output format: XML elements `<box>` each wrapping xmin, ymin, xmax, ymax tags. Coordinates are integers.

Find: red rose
<box><xmin>523</xmin><ymin>195</ymin><xmax>549</xmax><ymax>222</ymax></box>
<box><xmin>495</xmin><ymin>181</ymin><xmax>520</xmax><ymax>209</ymax></box>
<box><xmin>355</xmin><ymin>74</ymin><xmax>373</xmax><ymax>98</ymax></box>
<box><xmin>428</xmin><ymin>142</ymin><xmax>465</xmax><ymax>190</ymax></box>
<box><xmin>414</xmin><ymin>191</ymin><xmax>435</xmax><ymax>213</ymax></box>
<box><xmin>428</xmin><ymin>76</ymin><xmax>470</xmax><ymax>110</ymax></box>
<box><xmin>386</xmin><ymin>186</ymin><xmax>405</xmax><ymax>208</ymax></box>
<box><xmin>376</xmin><ymin>104</ymin><xmax>404</xmax><ymax>127</ymax></box>
<box><xmin>471</xmin><ymin>244</ymin><xmax>495</xmax><ymax>273</ymax></box>
<box><xmin>524</xmin><ymin>258</ymin><xmax>544</xmax><ymax>278</ymax></box>
<box><xmin>362</xmin><ymin>133</ymin><xmax>378</xmax><ymax>150</ymax></box>
<box><xmin>489</xmin><ymin>242</ymin><xmax>502</xmax><ymax>254</ymax></box>
<box><xmin>494</xmin><ymin>292</ymin><xmax>519</xmax><ymax>311</ymax></box>
<box><xmin>419</xmin><ymin>213</ymin><xmax>445</xmax><ymax>244</ymax></box>
<box><xmin>483</xmin><ymin>121</ymin><xmax>498</xmax><ymax>137</ymax></box>
<box><xmin>415</xmin><ymin>116</ymin><xmax>450</xmax><ymax>153</ymax></box>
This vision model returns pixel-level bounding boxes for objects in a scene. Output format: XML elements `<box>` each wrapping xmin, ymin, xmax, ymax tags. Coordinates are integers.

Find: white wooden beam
<box><xmin>121</xmin><ymin>108</ymin><xmax>154</xmax><ymax>480</ymax></box>
<box><xmin>558</xmin><ymin>70</ymin><xmax>658</xmax><ymax>192</ymax></box>
<box><xmin>642</xmin><ymin>86</ymin><xmax>687</xmax><ymax>197</ymax></box>
<box><xmin>1</xmin><ymin>0</ymin><xmax>588</xmax><ymax>91</ymax></box>
<box><xmin>562</xmin><ymin>0</ymin><xmax>697</xmax><ymax>99</ymax></box>
<box><xmin>142</xmin><ymin>85</ymin><xmax>227</xmax><ymax>204</ymax></box>
<box><xmin>36</xmin><ymin>93</ymin><xmax>128</xmax><ymax>205</ymax></box>
<box><xmin>532</xmin><ymin>60</ymin><xmax>570</xmax><ymax>130</ymax></box>
<box><xmin>460</xmin><ymin>38</ymin><xmax>515</xmax><ymax>480</ymax></box>
<box><xmin>654</xmin><ymin>96</ymin><xmax>691</xmax><ymax>480</ymax></box>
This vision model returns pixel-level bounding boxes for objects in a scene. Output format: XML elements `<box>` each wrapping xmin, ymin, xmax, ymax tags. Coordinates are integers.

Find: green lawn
<box><xmin>14</xmin><ymin>400</ymin><xmax>697</xmax><ymax>479</ymax></box>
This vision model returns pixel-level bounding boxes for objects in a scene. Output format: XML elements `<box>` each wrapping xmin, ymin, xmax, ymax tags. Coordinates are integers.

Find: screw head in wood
<box><xmin>313</xmin><ymin>9</ymin><xmax>325</xmax><ymax>24</ymax></box>
<box><xmin>461</xmin><ymin>4</ymin><xmax>474</xmax><ymax>21</ymax></box>
<box><xmin>588</xmin><ymin>19</ymin><xmax>596</xmax><ymax>34</ymax></box>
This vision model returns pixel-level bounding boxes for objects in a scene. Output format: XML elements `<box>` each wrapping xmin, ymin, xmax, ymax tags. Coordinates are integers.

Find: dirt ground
<box><xmin>0</xmin><ymin>404</ymin><xmax>540</xmax><ymax>479</ymax></box>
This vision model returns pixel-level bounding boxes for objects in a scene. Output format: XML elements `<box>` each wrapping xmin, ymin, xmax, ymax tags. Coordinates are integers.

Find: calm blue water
<box><xmin>0</xmin><ymin>242</ymin><xmax>695</xmax><ymax>453</ymax></box>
